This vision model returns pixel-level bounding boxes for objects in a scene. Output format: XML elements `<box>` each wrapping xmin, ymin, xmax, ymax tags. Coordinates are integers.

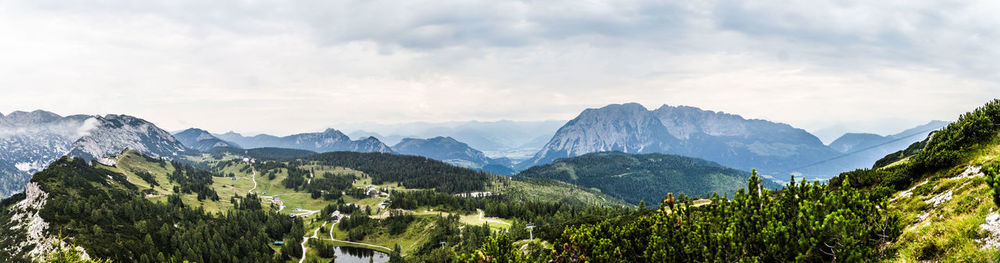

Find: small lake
<box><xmin>331</xmin><ymin>246</ymin><xmax>390</xmax><ymax>263</ymax></box>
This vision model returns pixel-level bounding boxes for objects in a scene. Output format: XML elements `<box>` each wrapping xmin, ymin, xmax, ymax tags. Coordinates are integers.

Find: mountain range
<box><xmin>341</xmin><ymin>120</ymin><xmax>565</xmax><ymax>160</ymax></box>
<box><xmin>214</xmin><ymin>129</ymin><xmax>393</xmax><ymax>153</ymax></box>
<box><xmin>0</xmin><ymin>105</ymin><xmax>942</xmax><ymax>198</ymax></box>
<box><xmin>0</xmin><ymin>111</ymin><xmax>186</xmax><ymax>197</ymax></box>
<box><xmin>173</xmin><ymin>128</ymin><xmax>240</xmax><ymax>152</ymax></box>
<box><xmin>520</xmin><ymin>103</ymin><xmax>944</xmax><ymax>179</ymax></box>
<box><xmin>827</xmin><ymin>120</ymin><xmax>948</xmax><ymax>164</ymax></box>
<box><xmin>391</xmin><ymin>136</ymin><xmax>516</xmax><ymax>174</ymax></box>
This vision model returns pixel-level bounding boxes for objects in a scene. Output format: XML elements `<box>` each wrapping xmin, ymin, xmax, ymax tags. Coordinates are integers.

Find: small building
<box><xmin>332</xmin><ymin>210</ymin><xmax>342</xmax><ymax>217</ymax></box>
<box><xmin>274</xmin><ymin>241</ymin><xmax>285</xmax><ymax>246</ymax></box>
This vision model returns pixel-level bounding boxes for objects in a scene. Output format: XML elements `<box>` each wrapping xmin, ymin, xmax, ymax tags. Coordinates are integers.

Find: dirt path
<box><xmin>322</xmin><ymin>220</ymin><xmax>394</xmax><ymax>253</ymax></box>
<box><xmin>248</xmin><ymin>164</ymin><xmax>258</xmax><ymax>195</ymax></box>
<box><xmin>300</xmin><ymin>222</ymin><xmax>327</xmax><ymax>263</ymax></box>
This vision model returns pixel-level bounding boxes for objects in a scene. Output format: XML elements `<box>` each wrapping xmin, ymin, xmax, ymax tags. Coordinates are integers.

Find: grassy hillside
<box><xmin>826</xmin><ymin>99</ymin><xmax>1000</xmax><ymax>261</ymax></box>
<box><xmin>517</xmin><ymin>151</ymin><xmax>780</xmax><ymax>206</ymax></box>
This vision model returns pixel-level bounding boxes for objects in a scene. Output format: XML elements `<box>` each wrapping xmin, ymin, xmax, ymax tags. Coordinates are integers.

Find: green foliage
<box><xmin>457</xmin><ymin>233</ymin><xmax>552</xmax><ymax>263</ymax></box>
<box><xmin>831</xmin><ymin>99</ymin><xmax>1000</xmax><ymax>199</ymax></box>
<box><xmin>985</xmin><ymin>163</ymin><xmax>1000</xmax><ymax>207</ymax></box>
<box><xmin>40</xmin><ymin>239</ymin><xmax>113</xmax><ymax>263</ymax></box>
<box><xmin>516</xmin><ymin>152</ymin><xmax>780</xmax><ymax>206</ymax></box>
<box><xmin>913</xmin><ymin>99</ymin><xmax>1000</xmax><ymax>171</ymax></box>
<box><xmin>307</xmin><ymin>238</ymin><xmax>338</xmax><ymax>259</ymax></box>
<box><xmin>302</xmin><ymin>152</ymin><xmax>494</xmax><ymax>193</ymax></box>
<box><xmin>23</xmin><ymin>157</ymin><xmax>293</xmax><ymax>263</ymax></box>
<box><xmin>873</xmin><ymin>138</ymin><xmax>928</xmax><ymax>169</ymax></box>
<box><xmin>546</xmin><ymin>171</ymin><xmax>901</xmax><ymax>262</ymax></box>
<box><xmin>168</xmin><ymin>161</ymin><xmax>220</xmax><ymax>201</ymax></box>
<box><xmin>208</xmin><ymin>147</ymin><xmax>317</xmax><ymax>161</ymax></box>
<box><xmin>132</xmin><ymin>170</ymin><xmax>159</xmax><ymax>187</ymax></box>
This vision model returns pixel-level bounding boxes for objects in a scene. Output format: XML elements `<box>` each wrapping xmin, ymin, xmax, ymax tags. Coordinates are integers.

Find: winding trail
<box><xmin>300</xmin><ymin>222</ymin><xmax>327</xmax><ymax>263</ymax></box>
<box><xmin>248</xmin><ymin>164</ymin><xmax>258</xmax><ymax>195</ymax></box>
<box><xmin>321</xmin><ymin>220</ymin><xmax>394</xmax><ymax>252</ymax></box>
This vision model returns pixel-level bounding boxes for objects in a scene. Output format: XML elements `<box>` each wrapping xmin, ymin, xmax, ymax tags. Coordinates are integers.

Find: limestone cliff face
<box><xmin>520</xmin><ymin>103</ymin><xmax>844</xmax><ymax>178</ymax></box>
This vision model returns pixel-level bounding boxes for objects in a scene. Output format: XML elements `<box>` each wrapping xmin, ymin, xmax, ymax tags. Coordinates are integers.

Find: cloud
<box><xmin>75</xmin><ymin>117</ymin><xmax>100</xmax><ymax>138</ymax></box>
<box><xmin>0</xmin><ymin>0</ymin><xmax>996</xmax><ymax>136</ymax></box>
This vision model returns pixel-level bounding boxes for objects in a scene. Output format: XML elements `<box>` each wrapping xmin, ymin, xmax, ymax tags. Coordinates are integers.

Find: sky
<box><xmin>0</xmin><ymin>0</ymin><xmax>997</xmax><ymax>141</ymax></box>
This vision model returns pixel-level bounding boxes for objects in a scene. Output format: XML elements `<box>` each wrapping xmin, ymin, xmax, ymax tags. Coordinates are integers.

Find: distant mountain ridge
<box><xmin>214</xmin><ymin>128</ymin><xmax>393</xmax><ymax>153</ymax></box>
<box><xmin>173</xmin><ymin>128</ymin><xmax>240</xmax><ymax>152</ymax></box>
<box><xmin>521</xmin><ymin>103</ymin><xmax>939</xmax><ymax>179</ymax></box>
<box><xmin>393</xmin><ymin>136</ymin><xmax>491</xmax><ymax>167</ymax></box>
<box><xmin>390</xmin><ymin>136</ymin><xmax>515</xmax><ymax>174</ymax></box>
<box><xmin>0</xmin><ymin>110</ymin><xmax>187</xmax><ymax>197</ymax></box>
<box><xmin>828</xmin><ymin>121</ymin><xmax>949</xmax><ymax>154</ymax></box>
<box><xmin>341</xmin><ymin>120</ymin><xmax>565</xmax><ymax>160</ymax></box>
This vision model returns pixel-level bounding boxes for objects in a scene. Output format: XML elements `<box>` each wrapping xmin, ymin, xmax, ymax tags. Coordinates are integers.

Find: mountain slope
<box><xmin>393</xmin><ymin>136</ymin><xmax>492</xmax><ymax>168</ymax></box>
<box><xmin>521</xmin><ymin>103</ymin><xmax>675</xmax><ymax>168</ymax></box>
<box><xmin>0</xmin><ymin>111</ymin><xmax>91</xmax><ymax>198</ymax></box>
<box><xmin>65</xmin><ymin>114</ymin><xmax>187</xmax><ymax>161</ymax></box>
<box><xmin>825</xmin><ymin>99</ymin><xmax>1000</xmax><ymax>261</ymax></box>
<box><xmin>517</xmin><ymin>151</ymin><xmax>779</xmax><ymax>206</ymax></box>
<box><xmin>0</xmin><ymin>111</ymin><xmax>186</xmax><ymax>198</ymax></box>
<box><xmin>215</xmin><ymin>129</ymin><xmax>394</xmax><ymax>153</ymax></box>
<box><xmin>521</xmin><ymin>103</ymin><xmax>936</xmax><ymax>179</ymax></box>
<box><xmin>173</xmin><ymin>128</ymin><xmax>240</xmax><ymax>151</ymax></box>
<box><xmin>0</xmin><ymin>155</ymin><xmax>292</xmax><ymax>262</ymax></box>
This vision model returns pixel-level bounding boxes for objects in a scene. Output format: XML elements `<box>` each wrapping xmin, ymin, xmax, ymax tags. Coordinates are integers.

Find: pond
<box><xmin>331</xmin><ymin>246</ymin><xmax>390</xmax><ymax>263</ymax></box>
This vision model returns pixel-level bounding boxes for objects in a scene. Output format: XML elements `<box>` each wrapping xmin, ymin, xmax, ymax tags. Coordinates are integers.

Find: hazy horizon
<box><xmin>0</xmin><ymin>103</ymin><xmax>953</xmax><ymax>145</ymax></box>
<box><xmin>1</xmin><ymin>1</ymin><xmax>996</xmax><ymax>140</ymax></box>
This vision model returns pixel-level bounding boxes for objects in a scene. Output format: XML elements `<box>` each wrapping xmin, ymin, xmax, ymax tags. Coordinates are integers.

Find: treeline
<box><xmin>389</xmin><ymin>189</ymin><xmax>633</xmax><ymax>241</ymax></box>
<box><xmin>168</xmin><ymin>161</ymin><xmax>220</xmax><ymax>201</ymax></box>
<box><xmin>208</xmin><ymin>147</ymin><xmax>317</xmax><ymax>161</ymax></box>
<box><xmin>17</xmin><ymin>157</ymin><xmax>296</xmax><ymax>263</ymax></box>
<box><xmin>464</xmin><ymin>172</ymin><xmax>901</xmax><ymax>262</ymax></box>
<box><xmin>336</xmin><ymin>210</ymin><xmax>416</xmax><ymax>241</ymax></box>
<box><xmin>301</xmin><ymin>152</ymin><xmax>493</xmax><ymax>193</ymax></box>
<box><xmin>389</xmin><ymin>190</ymin><xmax>498</xmax><ymax>213</ymax></box>
<box><xmin>298</xmin><ymin>171</ymin><xmax>355</xmax><ymax>200</ymax></box>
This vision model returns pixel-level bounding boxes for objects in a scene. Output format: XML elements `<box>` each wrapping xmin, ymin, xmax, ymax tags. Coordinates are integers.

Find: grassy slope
<box><xmin>494</xmin><ymin>177</ymin><xmax>629</xmax><ymax>207</ymax></box>
<box><xmin>886</xmin><ymin>138</ymin><xmax>1000</xmax><ymax>261</ymax></box>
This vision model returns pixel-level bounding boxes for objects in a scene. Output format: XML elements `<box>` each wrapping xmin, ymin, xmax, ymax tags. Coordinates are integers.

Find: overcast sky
<box><xmin>0</xmin><ymin>0</ymin><xmax>996</xmax><ymax>141</ymax></box>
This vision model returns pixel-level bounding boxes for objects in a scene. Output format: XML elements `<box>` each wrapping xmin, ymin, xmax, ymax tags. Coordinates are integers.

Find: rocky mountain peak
<box><xmin>2</xmin><ymin>110</ymin><xmax>63</xmax><ymax>126</ymax></box>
